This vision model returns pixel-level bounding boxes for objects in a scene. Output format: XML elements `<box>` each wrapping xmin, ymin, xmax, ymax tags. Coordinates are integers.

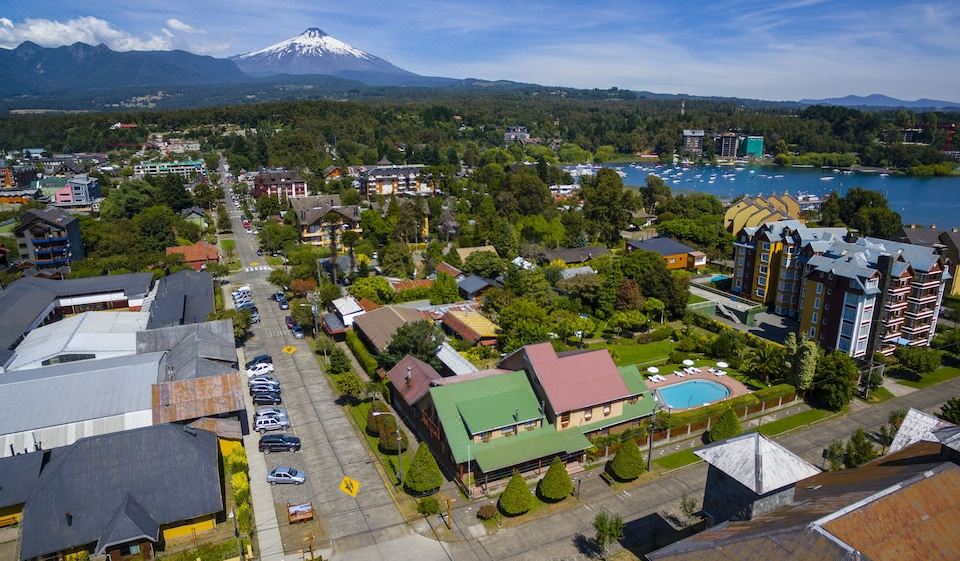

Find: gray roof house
<box><xmin>18</xmin><ymin>424</ymin><xmax>223</xmax><ymax>560</ymax></box>
<box><xmin>146</xmin><ymin>270</ymin><xmax>215</xmax><ymax>329</ymax></box>
<box><xmin>889</xmin><ymin>407</ymin><xmax>955</xmax><ymax>453</ymax></box>
<box><xmin>695</xmin><ymin>432</ymin><xmax>820</xmax><ymax>524</ymax></box>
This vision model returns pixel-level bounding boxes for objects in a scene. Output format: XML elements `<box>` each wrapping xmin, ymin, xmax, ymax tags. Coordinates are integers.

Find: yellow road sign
<box><xmin>249</xmin><ymin>261</ymin><xmax>259</xmax><ymax>267</ymax></box>
<box><xmin>282</xmin><ymin>346</ymin><xmax>297</xmax><ymax>354</ymax></box>
<box><xmin>339</xmin><ymin>476</ymin><xmax>361</xmax><ymax>497</ymax></box>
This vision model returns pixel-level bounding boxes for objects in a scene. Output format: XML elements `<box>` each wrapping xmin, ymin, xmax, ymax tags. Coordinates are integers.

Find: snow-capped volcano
<box><xmin>231</xmin><ymin>28</ymin><xmax>414</xmax><ymax>78</ymax></box>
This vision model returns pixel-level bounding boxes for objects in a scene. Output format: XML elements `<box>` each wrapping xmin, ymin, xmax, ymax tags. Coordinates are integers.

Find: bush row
<box><xmin>346</xmin><ymin>330</ymin><xmax>379</xmax><ymax>376</ymax></box>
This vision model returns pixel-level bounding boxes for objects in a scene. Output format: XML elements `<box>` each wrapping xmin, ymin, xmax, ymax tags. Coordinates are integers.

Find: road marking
<box><xmin>243</xmin><ymin>265</ymin><xmax>273</xmax><ymax>272</ymax></box>
<box><xmin>282</xmin><ymin>346</ymin><xmax>297</xmax><ymax>354</ymax></box>
<box><xmin>339</xmin><ymin>475</ymin><xmax>361</xmax><ymax>497</ymax></box>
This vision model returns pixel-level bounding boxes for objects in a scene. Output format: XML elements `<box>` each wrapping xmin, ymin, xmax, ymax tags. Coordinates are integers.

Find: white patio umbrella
<box><xmin>646</xmin><ymin>366</ymin><xmax>660</xmax><ymax>374</ymax></box>
<box><xmin>682</xmin><ymin>359</ymin><xmax>695</xmax><ymax>366</ymax></box>
<box><xmin>716</xmin><ymin>361</ymin><xmax>729</xmax><ymax>368</ymax></box>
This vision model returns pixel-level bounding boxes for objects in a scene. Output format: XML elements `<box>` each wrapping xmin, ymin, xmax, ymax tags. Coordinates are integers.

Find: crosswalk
<box><xmin>243</xmin><ymin>265</ymin><xmax>273</xmax><ymax>272</ymax></box>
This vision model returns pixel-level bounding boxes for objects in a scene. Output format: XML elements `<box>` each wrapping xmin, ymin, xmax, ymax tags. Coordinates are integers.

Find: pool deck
<box><xmin>644</xmin><ymin>367</ymin><xmax>751</xmax><ymax>409</ymax></box>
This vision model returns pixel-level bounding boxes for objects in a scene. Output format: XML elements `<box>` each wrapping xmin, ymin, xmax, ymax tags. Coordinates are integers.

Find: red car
<box><xmin>285</xmin><ymin>315</ymin><xmax>295</xmax><ymax>329</ymax></box>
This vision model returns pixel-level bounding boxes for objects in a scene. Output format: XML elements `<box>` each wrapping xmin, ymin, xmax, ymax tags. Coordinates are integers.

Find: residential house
<box><xmin>330</xmin><ymin>296</ymin><xmax>366</xmax><ymax>327</ymax></box>
<box><xmin>165</xmin><ymin>240</ymin><xmax>220</xmax><ymax>271</ymax></box>
<box><xmin>504</xmin><ymin>126</ymin><xmax>531</xmax><ymax>144</ymax></box>
<box><xmin>436</xmin><ymin>262</ymin><xmax>465</xmax><ymax>280</ymax></box>
<box><xmin>456</xmin><ymin>245</ymin><xmax>498</xmax><ymax>263</ymax></box>
<box><xmin>559</xmin><ymin>266</ymin><xmax>596</xmax><ymax>281</ymax></box>
<box><xmin>723</xmin><ymin>194</ymin><xmax>802</xmax><ymax>236</ymax></box>
<box><xmin>180</xmin><ymin>207</ymin><xmax>208</xmax><ymax>228</ymax></box>
<box><xmin>290</xmin><ymin>195</ymin><xmax>362</xmax><ymax>246</ymax></box>
<box><xmin>53</xmin><ymin>175</ymin><xmax>100</xmax><ymax>207</ymax></box>
<box><xmin>798</xmin><ymin>234</ymin><xmax>950</xmax><ymax>357</ymax></box>
<box><xmin>133</xmin><ymin>159</ymin><xmax>206</xmax><ymax>178</ymax></box>
<box><xmin>441</xmin><ymin>310</ymin><xmax>498</xmax><ymax>347</ymax></box>
<box><xmin>458</xmin><ymin>275</ymin><xmax>498</xmax><ymax>300</ymax></box>
<box><xmin>14</xmin><ymin>207</ymin><xmax>85</xmax><ymax>270</ymax></box>
<box><xmin>889</xmin><ymin>407</ymin><xmax>955</xmax><ymax>454</ymax></box>
<box><xmin>253</xmin><ymin>169</ymin><xmax>309</xmax><ymax>199</ymax></box>
<box><xmin>1</xmin><ymin>162</ymin><xmax>37</xmax><ymax>188</ymax></box>
<box><xmin>694</xmin><ymin>433</ymin><xmax>820</xmax><ymax>524</ymax></box>
<box><xmin>435</xmin><ymin>341</ymin><xmax>479</xmax><ymax>376</ymax></box>
<box><xmin>899</xmin><ymin>224</ymin><xmax>960</xmax><ymax>296</ymax></box>
<box><xmin>682</xmin><ymin>129</ymin><xmax>705</xmax><ymax>154</ymax></box>
<box><xmin>17</xmin><ymin>424</ymin><xmax>224</xmax><ymax>561</ymax></box>
<box><xmin>539</xmin><ymin>245</ymin><xmax>610</xmax><ymax>265</ymax></box>
<box><xmin>385</xmin><ymin>355</ymin><xmax>442</xmax><ymax>434</ymax></box>
<box><xmin>648</xmin><ymin>436</ymin><xmax>960</xmax><ymax>561</ymax></box>
<box><xmin>323</xmin><ymin>165</ymin><xmax>344</xmax><ymax>180</ymax></box>
<box><xmin>626</xmin><ymin>237</ymin><xmax>706</xmax><ymax>271</ymax></box>
<box><xmin>352</xmin><ymin>306</ymin><xmax>425</xmax><ymax>355</ymax></box>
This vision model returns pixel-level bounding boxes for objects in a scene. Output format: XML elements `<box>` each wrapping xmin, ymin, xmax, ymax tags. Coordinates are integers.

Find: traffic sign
<box><xmin>282</xmin><ymin>346</ymin><xmax>297</xmax><ymax>354</ymax></box>
<box><xmin>339</xmin><ymin>475</ymin><xmax>361</xmax><ymax>497</ymax></box>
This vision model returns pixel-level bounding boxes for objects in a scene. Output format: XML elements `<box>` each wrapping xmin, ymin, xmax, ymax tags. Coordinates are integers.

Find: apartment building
<box><xmin>356</xmin><ymin>163</ymin><xmax>431</xmax><ymax>197</ymax></box>
<box><xmin>732</xmin><ymin>220</ymin><xmax>846</xmax><ymax>313</ymax></box>
<box><xmin>253</xmin><ymin>169</ymin><xmax>309</xmax><ymax>199</ymax></box>
<box><xmin>719</xmin><ymin>133</ymin><xmax>739</xmax><ymax>158</ymax></box>
<box><xmin>133</xmin><ymin>159</ymin><xmax>206</xmax><ymax>178</ymax></box>
<box><xmin>682</xmin><ymin>129</ymin><xmax>705</xmax><ymax>154</ymax></box>
<box><xmin>53</xmin><ymin>175</ymin><xmax>100</xmax><ymax>206</ymax></box>
<box><xmin>798</xmin><ymin>235</ymin><xmax>949</xmax><ymax>358</ymax></box>
<box><xmin>14</xmin><ymin>208</ymin><xmax>85</xmax><ymax>270</ymax></box>
<box><xmin>723</xmin><ymin>194</ymin><xmax>802</xmax><ymax>236</ymax></box>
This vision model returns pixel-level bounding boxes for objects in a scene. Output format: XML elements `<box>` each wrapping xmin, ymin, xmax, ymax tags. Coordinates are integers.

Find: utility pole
<box><xmin>305</xmin><ymin>532</ymin><xmax>315</xmax><ymax>561</ymax></box>
<box><xmin>397</xmin><ymin>426</ymin><xmax>404</xmax><ymax>489</ymax></box>
<box><xmin>232</xmin><ymin>507</ymin><xmax>243</xmax><ymax>560</ymax></box>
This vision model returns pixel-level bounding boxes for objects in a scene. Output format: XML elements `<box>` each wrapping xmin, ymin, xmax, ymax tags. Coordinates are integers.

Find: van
<box><xmin>254</xmin><ymin>416</ymin><xmax>288</xmax><ymax>433</ymax></box>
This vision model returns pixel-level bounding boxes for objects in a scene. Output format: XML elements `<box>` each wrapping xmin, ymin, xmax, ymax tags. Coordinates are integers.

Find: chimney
<box><xmin>931</xmin><ymin>224</ymin><xmax>937</xmax><ymax>230</ymax></box>
<box><xmin>844</xmin><ymin>230</ymin><xmax>860</xmax><ymax>243</ymax></box>
<box><xmin>405</xmin><ymin>367</ymin><xmax>412</xmax><ymax>387</ymax></box>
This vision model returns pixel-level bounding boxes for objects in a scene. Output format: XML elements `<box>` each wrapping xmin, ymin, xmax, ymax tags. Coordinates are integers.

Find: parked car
<box><xmin>250</xmin><ymin>383</ymin><xmax>282</xmax><ymax>395</ymax></box>
<box><xmin>259</xmin><ymin>434</ymin><xmax>301</xmax><ymax>453</ymax></box>
<box><xmin>257</xmin><ymin>248</ymin><xmax>264</xmax><ymax>256</ymax></box>
<box><xmin>248</xmin><ymin>374</ymin><xmax>279</xmax><ymax>387</ymax></box>
<box><xmin>234</xmin><ymin>294</ymin><xmax>253</xmax><ymax>304</ymax></box>
<box><xmin>278</xmin><ymin>299</ymin><xmax>290</xmax><ymax>310</ymax></box>
<box><xmin>285</xmin><ymin>315</ymin><xmax>295</xmax><ymax>329</ymax></box>
<box><xmin>251</xmin><ymin>312</ymin><xmax>261</xmax><ymax>324</ymax></box>
<box><xmin>245</xmin><ymin>354</ymin><xmax>273</xmax><ymax>369</ymax></box>
<box><xmin>246</xmin><ymin>363</ymin><xmax>275</xmax><ymax>378</ymax></box>
<box><xmin>236</xmin><ymin>302</ymin><xmax>256</xmax><ymax>312</ymax></box>
<box><xmin>252</xmin><ymin>391</ymin><xmax>282</xmax><ymax>405</ymax></box>
<box><xmin>254</xmin><ymin>416</ymin><xmax>288</xmax><ymax>433</ymax></box>
<box><xmin>291</xmin><ymin>325</ymin><xmax>305</xmax><ymax>339</ymax></box>
<box><xmin>232</xmin><ymin>286</ymin><xmax>251</xmax><ymax>298</ymax></box>
<box><xmin>255</xmin><ymin>407</ymin><xmax>289</xmax><ymax>424</ymax></box>
<box><xmin>272</xmin><ymin>292</ymin><xmax>285</xmax><ymax>301</ymax></box>
<box><xmin>267</xmin><ymin>466</ymin><xmax>305</xmax><ymax>485</ymax></box>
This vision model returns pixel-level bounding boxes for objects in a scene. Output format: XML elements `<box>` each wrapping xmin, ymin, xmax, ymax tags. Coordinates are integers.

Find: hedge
<box><xmin>665</xmin><ymin>394</ymin><xmax>759</xmax><ymax>429</ymax></box>
<box><xmin>346</xmin><ymin>330</ymin><xmax>379</xmax><ymax>376</ymax></box>
<box><xmin>366</xmin><ymin>401</ymin><xmax>391</xmax><ymax>436</ymax></box>
<box><xmin>753</xmin><ymin>384</ymin><xmax>797</xmax><ymax>402</ymax></box>
<box><xmin>377</xmin><ymin>415</ymin><xmax>409</xmax><ymax>454</ymax></box>
<box><xmin>394</xmin><ymin>286</ymin><xmax>433</xmax><ymax>303</ymax></box>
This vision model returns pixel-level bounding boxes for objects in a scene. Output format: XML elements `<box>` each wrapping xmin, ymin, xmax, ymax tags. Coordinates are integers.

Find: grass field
<box><xmin>592</xmin><ymin>339</ymin><xmax>675</xmax><ymax>367</ymax></box>
<box><xmin>898</xmin><ymin>366</ymin><xmax>960</xmax><ymax>389</ymax></box>
<box><xmin>652</xmin><ymin>448</ymin><xmax>701</xmax><ymax>471</ymax></box>
<box><xmin>861</xmin><ymin>386</ymin><xmax>895</xmax><ymax>404</ymax></box>
<box><xmin>347</xmin><ymin>400</ymin><xmax>413</xmax><ymax>488</ymax></box>
<box><xmin>758</xmin><ymin>407</ymin><xmax>836</xmax><ymax>436</ymax></box>
<box><xmin>687</xmin><ymin>294</ymin><xmax>708</xmax><ymax>304</ymax></box>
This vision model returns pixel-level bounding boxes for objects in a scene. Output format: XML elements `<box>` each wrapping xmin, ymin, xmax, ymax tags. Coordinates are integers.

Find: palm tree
<box><xmin>745</xmin><ymin>344</ymin><xmax>785</xmax><ymax>385</ymax></box>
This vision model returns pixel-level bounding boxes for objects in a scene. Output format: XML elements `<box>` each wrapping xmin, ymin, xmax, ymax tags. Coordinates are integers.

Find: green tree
<box><xmin>939</xmin><ymin>397</ymin><xmax>960</xmax><ymax>424</ymax></box>
<box><xmin>381</xmin><ymin>320</ymin><xmax>445</xmax><ymax>369</ymax></box>
<box><xmin>207</xmin><ymin>309</ymin><xmax>251</xmax><ymax>341</ymax></box>
<box><xmin>498</xmin><ymin>473</ymin><xmax>535</xmax><ymax>516</ymax></box>
<box><xmin>789</xmin><ymin>336</ymin><xmax>819</xmax><ymax>394</ymax></box>
<box><xmin>216</xmin><ymin>203</ymin><xmax>232</xmax><ymax>232</ymax></box>
<box><xmin>404</xmin><ymin>444</ymin><xmax>444</xmax><ymax>495</ymax></box>
<box><xmin>349</xmin><ymin>276</ymin><xmax>394</xmax><ymax>304</ymax></box>
<box><xmin>843</xmin><ymin>428</ymin><xmax>878</xmax><ymax>468</ymax></box>
<box><xmin>744</xmin><ymin>343</ymin><xmax>786</xmax><ymax>385</ymax></box>
<box><xmin>825</xmin><ymin>439</ymin><xmax>845</xmax><ymax>471</ymax></box>
<box><xmin>290</xmin><ymin>298</ymin><xmax>315</xmax><ymax>334</ymax></box>
<box><xmin>430</xmin><ymin>272</ymin><xmax>460</xmax><ymax>304</ymax></box>
<box><xmin>708</xmin><ymin>408</ymin><xmax>743</xmax><ymax>443</ymax></box>
<box><xmin>462</xmin><ymin>250</ymin><xmax>507</xmax><ymax>279</ymax></box>
<box><xmin>498</xmin><ymin>298</ymin><xmax>551</xmax><ymax>352</ymax></box>
<box><xmin>134</xmin><ymin>205</ymin><xmax>177</xmax><ymax>252</ymax></box>
<box><xmin>581</xmin><ymin>168</ymin><xmax>638</xmax><ymax>245</ymax></box>
<box><xmin>537</xmin><ymin>457</ymin><xmax>573</xmax><ymax>502</ymax></box>
<box><xmin>334</xmin><ymin>371</ymin><xmax>365</xmax><ymax>403</ymax></box>
<box><xmin>894</xmin><ymin>346</ymin><xmax>942</xmax><ymax>378</ymax></box>
<box><xmin>813</xmin><ymin>351</ymin><xmax>858</xmax><ymax>410</ymax></box>
<box><xmin>381</xmin><ymin>241</ymin><xmax>414</xmax><ymax>277</ymax></box>
<box><xmin>377</xmin><ymin>415</ymin><xmax>409</xmax><ymax>454</ymax></box>
<box><xmin>267</xmin><ymin>269</ymin><xmax>291</xmax><ymax>289</ymax></box>
<box><xmin>326</xmin><ymin>347</ymin><xmax>353</xmax><ymax>375</ymax></box>
<box><xmin>608</xmin><ymin>437</ymin><xmax>643</xmax><ymax>481</ymax></box>
<box><xmin>593</xmin><ymin>510</ymin><xmax>624</xmax><ymax>557</ymax></box>
<box><xmin>258</xmin><ymin>222</ymin><xmax>298</xmax><ymax>253</ymax></box>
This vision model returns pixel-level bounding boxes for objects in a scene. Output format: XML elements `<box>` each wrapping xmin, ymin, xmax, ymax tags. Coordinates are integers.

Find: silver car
<box><xmin>267</xmin><ymin>466</ymin><xmax>306</xmax><ymax>485</ymax></box>
<box><xmin>247</xmin><ymin>374</ymin><xmax>279</xmax><ymax>387</ymax></box>
<box><xmin>255</xmin><ymin>407</ymin><xmax>289</xmax><ymax>424</ymax></box>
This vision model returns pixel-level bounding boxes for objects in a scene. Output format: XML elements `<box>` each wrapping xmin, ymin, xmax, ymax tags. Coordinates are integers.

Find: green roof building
<box><xmin>742</xmin><ymin>136</ymin><xmax>764</xmax><ymax>158</ymax></box>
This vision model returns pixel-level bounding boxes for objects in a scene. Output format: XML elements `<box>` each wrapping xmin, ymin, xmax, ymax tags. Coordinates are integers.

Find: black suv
<box><xmin>252</xmin><ymin>391</ymin><xmax>282</xmax><ymax>405</ymax></box>
<box><xmin>259</xmin><ymin>433</ymin><xmax>301</xmax><ymax>453</ymax></box>
<box><xmin>245</xmin><ymin>354</ymin><xmax>273</xmax><ymax>370</ymax></box>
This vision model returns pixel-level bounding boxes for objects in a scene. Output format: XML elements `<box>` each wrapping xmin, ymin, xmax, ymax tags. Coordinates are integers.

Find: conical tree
<box><xmin>608</xmin><ymin>437</ymin><xmax>644</xmax><ymax>481</ymax></box>
<box><xmin>498</xmin><ymin>473</ymin><xmax>535</xmax><ymax>516</ymax></box>
<box><xmin>404</xmin><ymin>444</ymin><xmax>443</xmax><ymax>495</ymax></box>
<box><xmin>708</xmin><ymin>408</ymin><xmax>743</xmax><ymax>443</ymax></box>
<box><xmin>537</xmin><ymin>457</ymin><xmax>573</xmax><ymax>502</ymax></box>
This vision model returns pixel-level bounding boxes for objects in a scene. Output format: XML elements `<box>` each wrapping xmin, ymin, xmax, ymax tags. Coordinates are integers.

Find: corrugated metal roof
<box><xmin>137</xmin><ymin>321</ymin><xmax>236</xmax><ymax>382</ymax></box>
<box><xmin>0</xmin><ymin>352</ymin><xmax>164</xmax><ymax>437</ymax></box>
<box><xmin>435</xmin><ymin>342</ymin><xmax>479</xmax><ymax>376</ymax></box>
<box><xmin>146</xmin><ymin>270</ymin><xmax>214</xmax><ymax>329</ymax></box>
<box><xmin>695</xmin><ymin>433</ymin><xmax>820</xmax><ymax>495</ymax></box>
<box><xmin>352</xmin><ymin>306</ymin><xmax>424</xmax><ymax>353</ymax></box>
<box><xmin>442</xmin><ymin>310</ymin><xmax>498</xmax><ymax>341</ymax></box>
<box><xmin>7</xmin><ymin>311</ymin><xmax>148</xmax><ymax>371</ymax></box>
<box><xmin>890</xmin><ymin>408</ymin><xmax>955</xmax><ymax>453</ymax></box>
<box><xmin>0</xmin><ymin>450</ymin><xmax>46</xmax><ymax>509</ymax></box>
<box><xmin>152</xmin><ymin>372</ymin><xmax>245</xmax><ymax>424</ymax></box>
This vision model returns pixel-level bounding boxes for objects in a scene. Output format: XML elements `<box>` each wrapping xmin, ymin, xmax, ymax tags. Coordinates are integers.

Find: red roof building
<box><xmin>165</xmin><ymin>241</ymin><xmax>220</xmax><ymax>271</ymax></box>
<box><xmin>435</xmin><ymin>262</ymin><xmax>464</xmax><ymax>279</ymax></box>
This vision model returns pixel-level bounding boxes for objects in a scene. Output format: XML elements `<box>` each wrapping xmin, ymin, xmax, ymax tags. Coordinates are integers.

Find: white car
<box><xmin>246</xmin><ymin>363</ymin><xmax>275</xmax><ymax>378</ymax></box>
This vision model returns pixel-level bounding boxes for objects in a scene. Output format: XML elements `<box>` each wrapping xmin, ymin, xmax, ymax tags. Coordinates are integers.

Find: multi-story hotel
<box><xmin>798</xmin><ymin>235</ymin><xmax>949</xmax><ymax>357</ymax></box>
<box><xmin>253</xmin><ymin>169</ymin><xmax>309</xmax><ymax>199</ymax></box>
<box><xmin>14</xmin><ymin>208</ymin><xmax>85</xmax><ymax>270</ymax></box>
<box><xmin>354</xmin><ymin>163</ymin><xmax>432</xmax><ymax>197</ymax></box>
<box><xmin>133</xmin><ymin>159</ymin><xmax>207</xmax><ymax>178</ymax></box>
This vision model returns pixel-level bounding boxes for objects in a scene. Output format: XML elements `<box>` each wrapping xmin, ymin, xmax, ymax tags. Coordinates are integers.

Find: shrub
<box><xmin>537</xmin><ymin>457</ymin><xmax>574</xmax><ymax>502</ymax></box>
<box><xmin>708</xmin><ymin>408</ymin><xmax>743</xmax><ymax>443</ymax></box>
<box><xmin>346</xmin><ymin>330</ymin><xmax>379</xmax><ymax>376</ymax></box>
<box><xmin>608</xmin><ymin>437</ymin><xmax>644</xmax><ymax>481</ymax></box>
<box><xmin>236</xmin><ymin>502</ymin><xmax>253</xmax><ymax>534</ymax></box>
<box><xmin>227</xmin><ymin>447</ymin><xmax>248</xmax><ymax>475</ymax></box>
<box><xmin>498</xmin><ymin>473</ymin><xmax>535</xmax><ymax>516</ymax></box>
<box><xmin>637</xmin><ymin>326</ymin><xmax>674</xmax><ymax>344</ymax></box>
<box><xmin>327</xmin><ymin>347</ymin><xmax>353</xmax><ymax>376</ymax></box>
<box><xmin>477</xmin><ymin>503</ymin><xmax>498</xmax><ymax>521</ymax></box>
<box><xmin>668</xmin><ymin>351</ymin><xmax>687</xmax><ymax>364</ymax></box>
<box><xmin>752</xmin><ymin>383</ymin><xmax>797</xmax><ymax>403</ymax></box>
<box><xmin>405</xmin><ymin>444</ymin><xmax>444</xmax><ymax>495</ymax></box>
<box><xmin>894</xmin><ymin>346</ymin><xmax>942</xmax><ymax>376</ymax></box>
<box><xmin>843</xmin><ymin>428</ymin><xmax>878</xmax><ymax>468</ymax></box>
<box><xmin>366</xmin><ymin>401</ymin><xmax>391</xmax><ymax>436</ymax></box>
<box><xmin>314</xmin><ymin>334</ymin><xmax>337</xmax><ymax>357</ymax></box>
<box><xmin>417</xmin><ymin>496</ymin><xmax>441</xmax><ymax>516</ymax></box>
<box><xmin>231</xmin><ymin>472</ymin><xmax>250</xmax><ymax>505</ymax></box>
<box><xmin>377</xmin><ymin>415</ymin><xmax>409</xmax><ymax>454</ymax></box>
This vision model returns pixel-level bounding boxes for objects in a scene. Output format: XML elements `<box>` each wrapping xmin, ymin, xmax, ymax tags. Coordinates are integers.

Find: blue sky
<box><xmin>1</xmin><ymin>0</ymin><xmax>958</xmax><ymax>101</ymax></box>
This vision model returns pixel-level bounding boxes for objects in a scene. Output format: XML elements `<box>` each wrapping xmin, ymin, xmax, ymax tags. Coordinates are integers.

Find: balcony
<box><xmin>908</xmin><ymin>292</ymin><xmax>939</xmax><ymax>304</ymax></box>
<box><xmin>913</xmin><ymin>276</ymin><xmax>942</xmax><ymax>289</ymax></box>
<box><xmin>902</xmin><ymin>322</ymin><xmax>933</xmax><ymax>334</ymax></box>
<box><xmin>31</xmin><ymin>235</ymin><xmax>67</xmax><ymax>244</ymax></box>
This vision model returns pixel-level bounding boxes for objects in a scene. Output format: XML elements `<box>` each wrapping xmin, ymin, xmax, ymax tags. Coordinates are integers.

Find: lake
<box><xmin>602</xmin><ymin>162</ymin><xmax>960</xmax><ymax>229</ymax></box>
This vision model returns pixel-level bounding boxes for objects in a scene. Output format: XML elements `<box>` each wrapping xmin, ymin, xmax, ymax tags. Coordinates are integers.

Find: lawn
<box><xmin>220</xmin><ymin>238</ymin><xmax>236</xmax><ymax>252</ymax></box>
<box><xmin>861</xmin><ymin>386</ymin><xmax>895</xmax><ymax>404</ymax></box>
<box><xmin>687</xmin><ymin>294</ymin><xmax>708</xmax><ymax>304</ymax></box>
<box><xmin>267</xmin><ymin>256</ymin><xmax>284</xmax><ymax>266</ymax></box>
<box><xmin>758</xmin><ymin>407</ymin><xmax>836</xmax><ymax>436</ymax></box>
<box><xmin>347</xmin><ymin>400</ymin><xmax>414</xmax><ymax>489</ymax></box>
<box><xmin>652</xmin><ymin>448</ymin><xmax>701</xmax><ymax>471</ymax></box>
<box><xmin>592</xmin><ymin>339</ymin><xmax>675</xmax><ymax>367</ymax></box>
<box><xmin>897</xmin><ymin>366</ymin><xmax>960</xmax><ymax>389</ymax></box>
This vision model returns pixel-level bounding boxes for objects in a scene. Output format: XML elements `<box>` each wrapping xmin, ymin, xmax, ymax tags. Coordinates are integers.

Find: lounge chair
<box><xmin>716</xmin><ymin>370</ymin><xmax>727</xmax><ymax>376</ymax></box>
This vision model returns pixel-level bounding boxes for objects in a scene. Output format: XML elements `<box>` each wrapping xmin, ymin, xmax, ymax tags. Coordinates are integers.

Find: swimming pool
<box><xmin>709</xmin><ymin>274</ymin><xmax>731</xmax><ymax>283</ymax></box>
<box><xmin>657</xmin><ymin>380</ymin><xmax>730</xmax><ymax>409</ymax></box>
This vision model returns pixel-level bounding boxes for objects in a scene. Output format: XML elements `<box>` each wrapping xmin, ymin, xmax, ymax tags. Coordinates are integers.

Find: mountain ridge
<box><xmin>799</xmin><ymin>93</ymin><xmax>960</xmax><ymax>109</ymax></box>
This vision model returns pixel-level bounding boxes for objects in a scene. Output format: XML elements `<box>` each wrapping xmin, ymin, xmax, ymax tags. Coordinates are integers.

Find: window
<box><xmin>809</xmin><ymin>327</ymin><xmax>816</xmax><ymax>337</ymax></box>
<box><xmin>814</xmin><ymin>297</ymin><xmax>821</xmax><ymax>309</ymax></box>
<box><xmin>480</xmin><ymin>432</ymin><xmax>491</xmax><ymax>442</ymax></box>
<box><xmin>756</xmin><ymin>287</ymin><xmax>766</xmax><ymax>297</ymax></box>
<box><xmin>583</xmin><ymin>408</ymin><xmax>593</xmax><ymax>421</ymax></box>
<box><xmin>735</xmin><ymin>280</ymin><xmax>742</xmax><ymax>289</ymax></box>
<box><xmin>816</xmin><ymin>283</ymin><xmax>823</xmax><ymax>295</ymax></box>
<box><xmin>668</xmin><ymin>258</ymin><xmax>676</xmax><ymax>264</ymax></box>
<box><xmin>560</xmin><ymin>413</ymin><xmax>570</xmax><ymax>427</ymax></box>
<box><xmin>762</xmin><ymin>242</ymin><xmax>771</xmax><ymax>251</ymax></box>
<box><xmin>524</xmin><ymin>421</ymin><xmax>538</xmax><ymax>431</ymax></box>
<box><xmin>759</xmin><ymin>265</ymin><xmax>768</xmax><ymax>275</ymax></box>
<box><xmin>760</xmin><ymin>253</ymin><xmax>770</xmax><ymax>263</ymax></box>
<box><xmin>812</xmin><ymin>312</ymin><xmax>819</xmax><ymax>324</ymax></box>
<box><xmin>603</xmin><ymin>404</ymin><xmax>612</xmax><ymax>416</ymax></box>
<box><xmin>501</xmin><ymin>426</ymin><xmax>515</xmax><ymax>436</ymax></box>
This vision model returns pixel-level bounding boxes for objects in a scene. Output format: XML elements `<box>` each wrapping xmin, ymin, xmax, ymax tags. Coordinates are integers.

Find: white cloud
<box><xmin>166</xmin><ymin>18</ymin><xmax>200</xmax><ymax>33</ymax></box>
<box><xmin>0</xmin><ymin>16</ymin><xmax>172</xmax><ymax>51</ymax></box>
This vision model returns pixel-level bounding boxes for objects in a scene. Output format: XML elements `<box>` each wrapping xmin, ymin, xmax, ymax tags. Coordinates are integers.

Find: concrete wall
<box><xmin>702</xmin><ymin>465</ymin><xmax>796</xmax><ymax>525</ymax></box>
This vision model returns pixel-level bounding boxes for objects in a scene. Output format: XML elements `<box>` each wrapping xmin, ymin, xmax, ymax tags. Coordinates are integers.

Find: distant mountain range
<box><xmin>799</xmin><ymin>94</ymin><xmax>960</xmax><ymax>109</ymax></box>
<box><xmin>1</xmin><ymin>30</ymin><xmax>958</xmax><ymax>111</ymax></box>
